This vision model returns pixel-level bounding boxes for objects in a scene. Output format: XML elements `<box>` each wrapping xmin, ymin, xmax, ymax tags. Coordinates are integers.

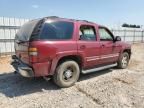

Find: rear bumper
<box><xmin>11</xmin><ymin>55</ymin><xmax>34</xmax><ymax>77</ymax></box>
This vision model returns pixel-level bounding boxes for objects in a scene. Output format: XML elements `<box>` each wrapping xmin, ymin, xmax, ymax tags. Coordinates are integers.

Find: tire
<box><xmin>117</xmin><ymin>52</ymin><xmax>130</xmax><ymax>69</ymax></box>
<box><xmin>53</xmin><ymin>60</ymin><xmax>80</xmax><ymax>88</ymax></box>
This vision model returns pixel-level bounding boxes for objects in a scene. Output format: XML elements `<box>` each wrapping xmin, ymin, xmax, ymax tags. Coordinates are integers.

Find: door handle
<box><xmin>101</xmin><ymin>44</ymin><xmax>105</xmax><ymax>47</ymax></box>
<box><xmin>80</xmin><ymin>45</ymin><xmax>86</xmax><ymax>49</ymax></box>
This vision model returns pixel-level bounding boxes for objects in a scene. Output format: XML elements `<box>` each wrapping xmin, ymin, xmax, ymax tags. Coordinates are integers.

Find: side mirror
<box><xmin>114</xmin><ymin>36</ymin><xmax>121</xmax><ymax>42</ymax></box>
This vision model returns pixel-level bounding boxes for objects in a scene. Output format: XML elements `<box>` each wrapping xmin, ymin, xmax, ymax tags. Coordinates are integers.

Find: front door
<box><xmin>98</xmin><ymin>27</ymin><xmax>121</xmax><ymax>65</ymax></box>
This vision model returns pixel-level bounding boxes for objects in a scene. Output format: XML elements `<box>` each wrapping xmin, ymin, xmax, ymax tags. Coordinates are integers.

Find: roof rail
<box><xmin>76</xmin><ymin>20</ymin><xmax>94</xmax><ymax>23</ymax></box>
<box><xmin>44</xmin><ymin>16</ymin><xmax>59</xmax><ymax>19</ymax></box>
<box><xmin>80</xmin><ymin>20</ymin><xmax>89</xmax><ymax>22</ymax></box>
<box><xmin>41</xmin><ymin>16</ymin><xmax>94</xmax><ymax>24</ymax></box>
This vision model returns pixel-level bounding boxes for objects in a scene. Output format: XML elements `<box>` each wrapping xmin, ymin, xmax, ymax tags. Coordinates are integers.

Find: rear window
<box><xmin>15</xmin><ymin>20</ymin><xmax>39</xmax><ymax>41</ymax></box>
<box><xmin>39</xmin><ymin>21</ymin><xmax>74</xmax><ymax>40</ymax></box>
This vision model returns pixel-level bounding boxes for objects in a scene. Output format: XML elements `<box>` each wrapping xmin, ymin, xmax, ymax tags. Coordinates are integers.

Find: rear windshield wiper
<box><xmin>16</xmin><ymin>40</ymin><xmax>29</xmax><ymax>44</ymax></box>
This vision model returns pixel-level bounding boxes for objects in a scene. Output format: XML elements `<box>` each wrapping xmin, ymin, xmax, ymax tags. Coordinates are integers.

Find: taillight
<box><xmin>29</xmin><ymin>48</ymin><xmax>38</xmax><ymax>56</ymax></box>
<box><xmin>28</xmin><ymin>47</ymin><xmax>38</xmax><ymax>63</ymax></box>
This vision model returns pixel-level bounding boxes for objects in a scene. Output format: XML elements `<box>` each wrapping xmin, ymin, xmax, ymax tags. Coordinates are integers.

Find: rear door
<box><xmin>77</xmin><ymin>24</ymin><xmax>101</xmax><ymax>69</ymax></box>
<box><xmin>98</xmin><ymin>27</ymin><xmax>120</xmax><ymax>64</ymax></box>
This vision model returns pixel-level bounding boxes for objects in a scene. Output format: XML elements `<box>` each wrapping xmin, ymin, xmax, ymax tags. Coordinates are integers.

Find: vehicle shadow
<box><xmin>0</xmin><ymin>72</ymin><xmax>59</xmax><ymax>98</ymax></box>
<box><xmin>0</xmin><ymin>69</ymin><xmax>113</xmax><ymax>98</ymax></box>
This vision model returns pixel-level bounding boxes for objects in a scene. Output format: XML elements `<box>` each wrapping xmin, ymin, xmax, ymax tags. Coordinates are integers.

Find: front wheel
<box><xmin>53</xmin><ymin>60</ymin><xmax>80</xmax><ymax>88</ymax></box>
<box><xmin>117</xmin><ymin>52</ymin><xmax>130</xmax><ymax>69</ymax></box>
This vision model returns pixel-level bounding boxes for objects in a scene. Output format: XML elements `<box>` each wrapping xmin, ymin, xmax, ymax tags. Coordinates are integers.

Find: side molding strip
<box><xmin>82</xmin><ymin>63</ymin><xmax>117</xmax><ymax>74</ymax></box>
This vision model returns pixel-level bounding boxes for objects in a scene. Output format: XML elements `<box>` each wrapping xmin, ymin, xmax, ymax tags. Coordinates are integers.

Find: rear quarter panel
<box><xmin>30</xmin><ymin>40</ymin><xmax>78</xmax><ymax>75</ymax></box>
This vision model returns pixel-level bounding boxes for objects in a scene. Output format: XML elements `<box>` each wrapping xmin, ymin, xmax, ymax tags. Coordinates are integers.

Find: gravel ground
<box><xmin>0</xmin><ymin>43</ymin><xmax>144</xmax><ymax>108</ymax></box>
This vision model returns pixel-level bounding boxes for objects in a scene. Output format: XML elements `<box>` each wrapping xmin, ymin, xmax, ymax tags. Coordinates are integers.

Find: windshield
<box><xmin>15</xmin><ymin>19</ymin><xmax>39</xmax><ymax>42</ymax></box>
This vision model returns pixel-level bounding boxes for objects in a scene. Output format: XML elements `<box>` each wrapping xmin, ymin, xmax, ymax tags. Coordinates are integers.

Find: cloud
<box><xmin>32</xmin><ymin>5</ymin><xmax>39</xmax><ymax>9</ymax></box>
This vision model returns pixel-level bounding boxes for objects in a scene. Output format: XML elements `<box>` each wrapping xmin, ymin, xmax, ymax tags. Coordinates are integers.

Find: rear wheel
<box><xmin>117</xmin><ymin>52</ymin><xmax>130</xmax><ymax>69</ymax></box>
<box><xmin>53</xmin><ymin>60</ymin><xmax>80</xmax><ymax>88</ymax></box>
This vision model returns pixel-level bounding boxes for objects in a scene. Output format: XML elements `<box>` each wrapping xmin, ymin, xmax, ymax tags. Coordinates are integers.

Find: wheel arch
<box><xmin>123</xmin><ymin>49</ymin><xmax>131</xmax><ymax>59</ymax></box>
<box><xmin>49</xmin><ymin>55</ymin><xmax>84</xmax><ymax>75</ymax></box>
<box><xmin>57</xmin><ymin>55</ymin><xmax>83</xmax><ymax>68</ymax></box>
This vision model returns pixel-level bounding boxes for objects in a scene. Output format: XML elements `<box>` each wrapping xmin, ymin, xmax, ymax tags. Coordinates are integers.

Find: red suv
<box><xmin>11</xmin><ymin>16</ymin><xmax>131</xmax><ymax>87</ymax></box>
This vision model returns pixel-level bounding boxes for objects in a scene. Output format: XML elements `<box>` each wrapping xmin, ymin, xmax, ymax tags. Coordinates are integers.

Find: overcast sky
<box><xmin>0</xmin><ymin>0</ymin><xmax>143</xmax><ymax>26</ymax></box>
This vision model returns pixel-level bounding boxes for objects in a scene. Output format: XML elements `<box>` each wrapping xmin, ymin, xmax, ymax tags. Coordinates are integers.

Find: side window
<box><xmin>39</xmin><ymin>21</ymin><xmax>74</xmax><ymax>40</ymax></box>
<box><xmin>79</xmin><ymin>25</ymin><xmax>96</xmax><ymax>41</ymax></box>
<box><xmin>99</xmin><ymin>28</ymin><xmax>113</xmax><ymax>41</ymax></box>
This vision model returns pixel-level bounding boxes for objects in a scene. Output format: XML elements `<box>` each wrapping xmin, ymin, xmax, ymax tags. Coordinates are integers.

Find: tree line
<box><xmin>122</xmin><ymin>23</ymin><xmax>141</xmax><ymax>28</ymax></box>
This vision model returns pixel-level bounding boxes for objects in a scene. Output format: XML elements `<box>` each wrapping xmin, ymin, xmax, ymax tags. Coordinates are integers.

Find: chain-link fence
<box><xmin>0</xmin><ymin>17</ymin><xmax>144</xmax><ymax>57</ymax></box>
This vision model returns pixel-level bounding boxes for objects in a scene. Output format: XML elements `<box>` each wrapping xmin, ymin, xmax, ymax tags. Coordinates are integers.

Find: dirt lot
<box><xmin>0</xmin><ymin>43</ymin><xmax>144</xmax><ymax>108</ymax></box>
